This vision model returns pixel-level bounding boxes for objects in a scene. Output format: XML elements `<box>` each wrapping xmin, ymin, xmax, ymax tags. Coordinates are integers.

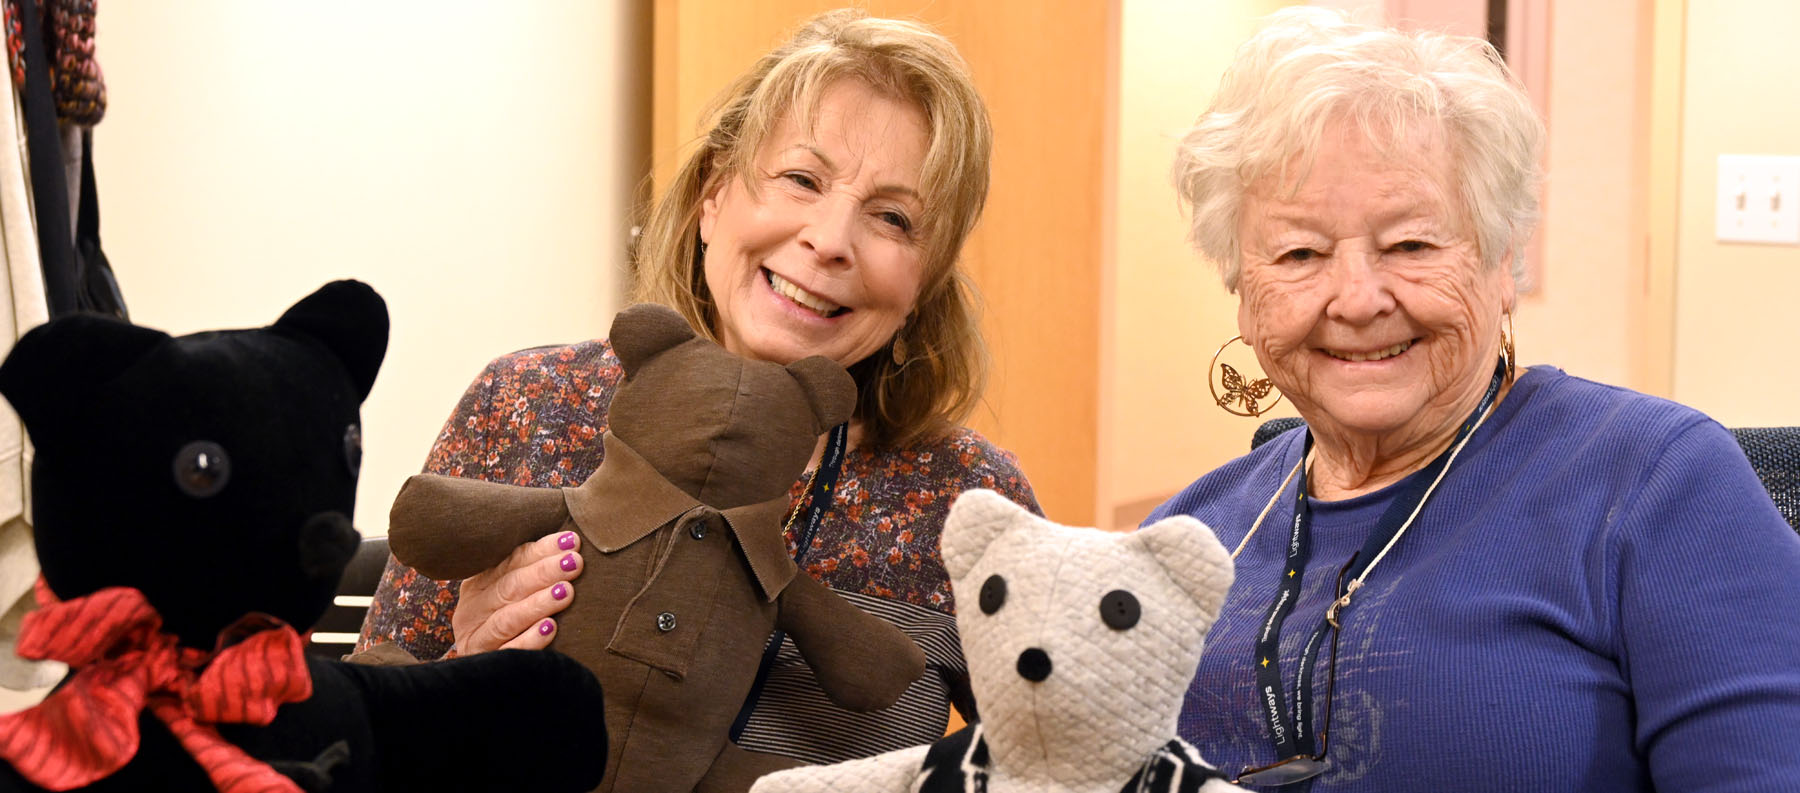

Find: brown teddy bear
<box><xmin>386</xmin><ymin>303</ymin><xmax>927</xmax><ymax>793</ymax></box>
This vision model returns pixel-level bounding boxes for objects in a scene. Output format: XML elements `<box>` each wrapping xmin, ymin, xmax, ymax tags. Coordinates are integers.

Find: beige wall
<box><xmin>93</xmin><ymin>1</ymin><xmax>649</xmax><ymax>536</ymax></box>
<box><xmin>1674</xmin><ymin>1</ymin><xmax>1800</xmax><ymax>425</ymax></box>
<box><xmin>1107</xmin><ymin>0</ymin><xmax>1296</xmax><ymax>527</ymax></box>
<box><xmin>1513</xmin><ymin>0</ymin><xmax>1641</xmax><ymax>390</ymax></box>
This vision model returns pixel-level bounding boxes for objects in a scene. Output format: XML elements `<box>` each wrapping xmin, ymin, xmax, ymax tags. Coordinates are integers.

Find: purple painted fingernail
<box><xmin>538</xmin><ymin>619</ymin><xmax>555</xmax><ymax>636</ymax></box>
<box><xmin>559</xmin><ymin>553</ymin><xmax>578</xmax><ymax>572</ymax></box>
<box><xmin>557</xmin><ymin>532</ymin><xmax>576</xmax><ymax>550</ymax></box>
<box><xmin>551</xmin><ymin>583</ymin><xmax>568</xmax><ymax>600</ymax></box>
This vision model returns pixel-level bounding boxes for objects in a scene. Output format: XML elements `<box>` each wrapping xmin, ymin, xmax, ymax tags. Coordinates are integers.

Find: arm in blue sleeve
<box><xmin>1614</xmin><ymin>420</ymin><xmax>1800</xmax><ymax>791</ymax></box>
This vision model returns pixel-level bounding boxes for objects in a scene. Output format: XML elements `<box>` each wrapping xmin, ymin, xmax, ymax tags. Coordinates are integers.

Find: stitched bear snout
<box><xmin>299</xmin><ymin>511</ymin><xmax>360</xmax><ymax>580</ymax></box>
<box><xmin>1016</xmin><ymin>647</ymin><xmax>1052</xmax><ymax>682</ymax></box>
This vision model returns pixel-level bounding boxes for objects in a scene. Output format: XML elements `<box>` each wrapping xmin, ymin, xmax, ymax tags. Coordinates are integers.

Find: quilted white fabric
<box><xmin>752</xmin><ymin>489</ymin><xmax>1238</xmax><ymax>793</ymax></box>
<box><xmin>0</xmin><ymin>84</ymin><xmax>54</xmax><ymax>698</ymax></box>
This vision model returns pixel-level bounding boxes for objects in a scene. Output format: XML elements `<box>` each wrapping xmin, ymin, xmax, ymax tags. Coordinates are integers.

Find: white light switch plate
<box><xmin>1717</xmin><ymin>154</ymin><xmax>1800</xmax><ymax>245</ymax></box>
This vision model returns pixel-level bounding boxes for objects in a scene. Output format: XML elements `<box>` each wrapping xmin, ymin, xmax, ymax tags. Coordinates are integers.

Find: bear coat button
<box><xmin>657</xmin><ymin>611</ymin><xmax>678</xmax><ymax>632</ymax></box>
<box><xmin>689</xmin><ymin>520</ymin><xmax>707</xmax><ymax>540</ymax></box>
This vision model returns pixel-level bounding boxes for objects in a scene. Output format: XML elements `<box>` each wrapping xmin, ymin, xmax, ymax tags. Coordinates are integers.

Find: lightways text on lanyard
<box><xmin>1250</xmin><ymin>359</ymin><xmax>1506</xmax><ymax>765</ymax></box>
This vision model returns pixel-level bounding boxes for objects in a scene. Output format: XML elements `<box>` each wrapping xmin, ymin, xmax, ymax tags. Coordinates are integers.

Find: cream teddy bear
<box><xmin>751</xmin><ymin>488</ymin><xmax>1239</xmax><ymax>793</ymax></box>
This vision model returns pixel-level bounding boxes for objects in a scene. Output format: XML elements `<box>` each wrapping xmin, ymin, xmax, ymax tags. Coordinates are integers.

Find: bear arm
<box><xmin>775</xmin><ymin>574</ymin><xmax>927</xmax><ymax>711</ymax></box>
<box><xmin>387</xmin><ymin>474</ymin><xmax>571</xmax><ymax>580</ymax></box>
<box><xmin>334</xmin><ymin>649</ymin><xmax>608</xmax><ymax>793</ymax></box>
<box><xmin>746</xmin><ymin>744</ymin><xmax>928</xmax><ymax>793</ymax></box>
<box><xmin>267</xmin><ymin>739</ymin><xmax>351</xmax><ymax>793</ymax></box>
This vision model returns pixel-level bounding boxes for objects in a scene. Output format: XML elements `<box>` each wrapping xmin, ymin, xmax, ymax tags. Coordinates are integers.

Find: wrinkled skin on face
<box><xmin>699</xmin><ymin>79</ymin><xmax>929</xmax><ymax>370</ymax></box>
<box><xmin>1234</xmin><ymin>119</ymin><xmax>1516</xmax><ymax>499</ymax></box>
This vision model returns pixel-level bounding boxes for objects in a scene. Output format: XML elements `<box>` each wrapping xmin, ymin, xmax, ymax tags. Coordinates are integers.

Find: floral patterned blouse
<box><xmin>355</xmin><ymin>339</ymin><xmax>1039</xmax><ymax>764</ymax></box>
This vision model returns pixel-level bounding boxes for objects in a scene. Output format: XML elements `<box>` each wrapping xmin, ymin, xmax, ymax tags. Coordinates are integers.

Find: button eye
<box><xmin>173</xmin><ymin>441</ymin><xmax>231</xmax><ymax>498</ymax></box>
<box><xmin>978</xmin><ymin>574</ymin><xmax>1006</xmax><ymax>615</ymax></box>
<box><xmin>1099</xmin><ymin>589</ymin><xmax>1141</xmax><ymax>630</ymax></box>
<box><xmin>343</xmin><ymin>423</ymin><xmax>362</xmax><ymax>479</ymax></box>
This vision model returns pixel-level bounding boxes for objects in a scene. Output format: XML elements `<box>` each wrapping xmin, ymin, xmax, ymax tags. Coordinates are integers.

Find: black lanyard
<box><xmin>1252</xmin><ymin>360</ymin><xmax>1505</xmax><ymax>761</ymax></box>
<box><xmin>728</xmin><ymin>421</ymin><xmax>849</xmax><ymax>740</ymax></box>
<box><xmin>789</xmin><ymin>421</ymin><xmax>850</xmax><ymax>563</ymax></box>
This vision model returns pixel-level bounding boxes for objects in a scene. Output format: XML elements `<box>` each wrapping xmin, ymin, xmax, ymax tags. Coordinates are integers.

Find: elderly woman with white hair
<box><xmin>1151</xmin><ymin>8</ymin><xmax>1800</xmax><ymax>791</ymax></box>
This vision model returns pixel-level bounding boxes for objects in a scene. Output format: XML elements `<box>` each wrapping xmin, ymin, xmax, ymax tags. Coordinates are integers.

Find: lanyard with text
<box><xmin>729</xmin><ymin>420</ymin><xmax>849</xmax><ymax>741</ymax></box>
<box><xmin>790</xmin><ymin>421</ymin><xmax>850</xmax><ymax>563</ymax></box>
<box><xmin>1252</xmin><ymin>360</ymin><xmax>1506</xmax><ymax>761</ymax></box>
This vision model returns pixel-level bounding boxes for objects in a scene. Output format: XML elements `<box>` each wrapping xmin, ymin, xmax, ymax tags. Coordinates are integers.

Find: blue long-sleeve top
<box><xmin>1151</xmin><ymin>366</ymin><xmax>1800</xmax><ymax>791</ymax></box>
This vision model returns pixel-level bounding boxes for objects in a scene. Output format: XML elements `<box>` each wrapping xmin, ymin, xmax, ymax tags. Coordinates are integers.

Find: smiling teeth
<box><xmin>1328</xmin><ymin>340</ymin><xmax>1412</xmax><ymax>362</ymax></box>
<box><xmin>767</xmin><ymin>271</ymin><xmax>842</xmax><ymax>317</ymax></box>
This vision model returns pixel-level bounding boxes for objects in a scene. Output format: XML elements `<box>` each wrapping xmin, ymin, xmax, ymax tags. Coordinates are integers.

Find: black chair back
<box><xmin>1731</xmin><ymin>427</ymin><xmax>1800</xmax><ymax>532</ymax></box>
<box><xmin>1250</xmin><ymin>416</ymin><xmax>1304</xmax><ymax>451</ymax></box>
<box><xmin>307</xmin><ymin>535</ymin><xmax>390</xmax><ymax>658</ymax></box>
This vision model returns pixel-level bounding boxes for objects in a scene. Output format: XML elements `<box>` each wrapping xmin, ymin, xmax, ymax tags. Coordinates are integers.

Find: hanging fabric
<box><xmin>0</xmin><ymin>47</ymin><xmax>54</xmax><ymax>693</ymax></box>
<box><xmin>74</xmin><ymin>127</ymin><xmax>119</xmax><ymax>315</ymax></box>
<box><xmin>45</xmin><ymin>0</ymin><xmax>104</xmax><ymax>126</ymax></box>
<box><xmin>14</xmin><ymin>0</ymin><xmax>73</xmax><ymax>317</ymax></box>
<box><xmin>13</xmin><ymin>0</ymin><xmax>119</xmax><ymax>320</ymax></box>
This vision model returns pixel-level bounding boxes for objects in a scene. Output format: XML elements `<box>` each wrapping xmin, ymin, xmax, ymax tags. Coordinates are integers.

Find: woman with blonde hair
<box><xmin>357</xmin><ymin>8</ymin><xmax>1037</xmax><ymax>778</ymax></box>
<box><xmin>1156</xmin><ymin>7</ymin><xmax>1800</xmax><ymax>790</ymax></box>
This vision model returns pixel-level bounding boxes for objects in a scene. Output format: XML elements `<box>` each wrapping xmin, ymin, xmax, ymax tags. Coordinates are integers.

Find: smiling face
<box><xmin>1235</xmin><ymin>119</ymin><xmax>1515</xmax><ymax>453</ymax></box>
<box><xmin>698</xmin><ymin>79</ymin><xmax>929</xmax><ymax>368</ymax></box>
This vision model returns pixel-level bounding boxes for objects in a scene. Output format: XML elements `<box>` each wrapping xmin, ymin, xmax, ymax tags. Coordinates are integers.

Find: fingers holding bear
<box><xmin>453</xmin><ymin>531</ymin><xmax>583</xmax><ymax>655</ymax></box>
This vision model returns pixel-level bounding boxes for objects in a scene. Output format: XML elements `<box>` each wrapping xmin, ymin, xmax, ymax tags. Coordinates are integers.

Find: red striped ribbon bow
<box><xmin>0</xmin><ymin>585</ymin><xmax>313</xmax><ymax>792</ymax></box>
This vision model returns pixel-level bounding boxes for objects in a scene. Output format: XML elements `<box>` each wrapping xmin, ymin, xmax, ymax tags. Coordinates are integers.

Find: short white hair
<box><xmin>1172</xmin><ymin>7</ymin><xmax>1544</xmax><ymax>292</ymax></box>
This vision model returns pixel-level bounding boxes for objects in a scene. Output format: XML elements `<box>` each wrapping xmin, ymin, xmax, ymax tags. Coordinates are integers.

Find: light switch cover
<box><xmin>1717</xmin><ymin>154</ymin><xmax>1800</xmax><ymax>245</ymax></box>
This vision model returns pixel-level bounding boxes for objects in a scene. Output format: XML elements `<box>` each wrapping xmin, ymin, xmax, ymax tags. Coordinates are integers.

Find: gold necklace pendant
<box><xmin>784</xmin><ymin>464</ymin><xmax>824</xmax><ymax>540</ymax></box>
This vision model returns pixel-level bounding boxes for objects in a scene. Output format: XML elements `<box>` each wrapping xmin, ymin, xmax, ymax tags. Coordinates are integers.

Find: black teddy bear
<box><xmin>0</xmin><ymin>281</ymin><xmax>607</xmax><ymax>793</ymax></box>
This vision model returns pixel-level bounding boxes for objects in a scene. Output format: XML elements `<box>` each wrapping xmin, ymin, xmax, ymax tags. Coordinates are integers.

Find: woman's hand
<box><xmin>451</xmin><ymin>530</ymin><xmax>583</xmax><ymax>655</ymax></box>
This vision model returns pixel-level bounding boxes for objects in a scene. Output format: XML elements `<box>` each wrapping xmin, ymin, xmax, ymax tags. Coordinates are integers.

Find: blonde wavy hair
<box><xmin>1172</xmin><ymin>6</ymin><xmax>1544</xmax><ymax>292</ymax></box>
<box><xmin>632</xmin><ymin>9</ymin><xmax>993</xmax><ymax>451</ymax></box>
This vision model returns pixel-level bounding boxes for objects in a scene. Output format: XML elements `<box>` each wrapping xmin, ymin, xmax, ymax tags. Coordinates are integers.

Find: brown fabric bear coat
<box><xmin>386</xmin><ymin>304</ymin><xmax>927</xmax><ymax>793</ymax></box>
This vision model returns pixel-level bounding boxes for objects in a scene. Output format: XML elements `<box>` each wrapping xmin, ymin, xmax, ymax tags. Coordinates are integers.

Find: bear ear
<box><xmin>1132</xmin><ymin>516</ymin><xmax>1235</xmax><ymax>626</ymax></box>
<box><xmin>0</xmin><ymin>314</ymin><xmax>169</xmax><ymax>436</ymax></box>
<box><xmin>611</xmin><ymin>303</ymin><xmax>696</xmax><ymax>376</ymax></box>
<box><xmin>273</xmin><ymin>280</ymin><xmax>389</xmax><ymax>401</ymax></box>
<box><xmin>784</xmin><ymin>356</ymin><xmax>855</xmax><ymax>432</ymax></box>
<box><xmin>941</xmin><ymin>489</ymin><xmax>1028</xmax><ymax>583</ymax></box>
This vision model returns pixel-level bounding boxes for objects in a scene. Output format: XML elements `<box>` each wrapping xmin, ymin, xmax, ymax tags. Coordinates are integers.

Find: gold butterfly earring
<box><xmin>1209</xmin><ymin>335</ymin><xmax>1283</xmax><ymax>417</ymax></box>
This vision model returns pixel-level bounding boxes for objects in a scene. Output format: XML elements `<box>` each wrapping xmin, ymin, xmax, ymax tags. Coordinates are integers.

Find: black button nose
<box><xmin>1016</xmin><ymin>648</ymin><xmax>1052</xmax><ymax>682</ymax></box>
